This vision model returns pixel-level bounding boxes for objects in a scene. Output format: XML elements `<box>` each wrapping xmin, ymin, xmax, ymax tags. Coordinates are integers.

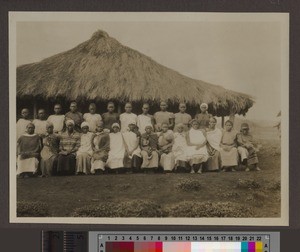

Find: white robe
<box><xmin>122</xmin><ymin>131</ymin><xmax>141</xmax><ymax>157</ymax></box>
<box><xmin>83</xmin><ymin>113</ymin><xmax>102</xmax><ymax>132</ymax></box>
<box><xmin>186</xmin><ymin>128</ymin><xmax>208</xmax><ymax>159</ymax></box>
<box><xmin>106</xmin><ymin>132</ymin><xmax>125</xmax><ymax>169</ymax></box>
<box><xmin>16</xmin><ymin>119</ymin><xmax>31</xmax><ymax>140</ymax></box>
<box><xmin>32</xmin><ymin>119</ymin><xmax>48</xmax><ymax>135</ymax></box>
<box><xmin>47</xmin><ymin>115</ymin><xmax>65</xmax><ymax>133</ymax></box>
<box><xmin>120</xmin><ymin>113</ymin><xmax>137</xmax><ymax>132</ymax></box>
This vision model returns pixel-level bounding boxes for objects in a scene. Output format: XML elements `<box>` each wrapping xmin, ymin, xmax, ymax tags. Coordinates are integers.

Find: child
<box><xmin>140</xmin><ymin>125</ymin><xmax>159</xmax><ymax>172</ymax></box>
<box><xmin>17</xmin><ymin>108</ymin><xmax>31</xmax><ymax>140</ymax></box>
<box><xmin>237</xmin><ymin>123</ymin><xmax>260</xmax><ymax>171</ymax></box>
<box><xmin>158</xmin><ymin>123</ymin><xmax>175</xmax><ymax>172</ymax></box>
<box><xmin>47</xmin><ymin>104</ymin><xmax>65</xmax><ymax>133</ymax></box>
<box><xmin>120</xmin><ymin>102</ymin><xmax>137</xmax><ymax>133</ymax></box>
<box><xmin>83</xmin><ymin>103</ymin><xmax>102</xmax><ymax>133</ymax></box>
<box><xmin>33</xmin><ymin>109</ymin><xmax>48</xmax><ymax>136</ymax></box>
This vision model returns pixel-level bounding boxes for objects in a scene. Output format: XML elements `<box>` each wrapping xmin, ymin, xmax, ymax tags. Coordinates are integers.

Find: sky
<box><xmin>16</xmin><ymin>20</ymin><xmax>283</xmax><ymax>123</ymax></box>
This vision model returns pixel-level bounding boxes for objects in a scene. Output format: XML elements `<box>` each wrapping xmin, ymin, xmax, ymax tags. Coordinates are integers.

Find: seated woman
<box><xmin>185</xmin><ymin>119</ymin><xmax>209</xmax><ymax>174</ymax></box>
<box><xmin>205</xmin><ymin>117</ymin><xmax>222</xmax><ymax>172</ymax></box>
<box><xmin>172</xmin><ymin>123</ymin><xmax>189</xmax><ymax>173</ymax></box>
<box><xmin>140</xmin><ymin>125</ymin><xmax>159</xmax><ymax>172</ymax></box>
<box><xmin>122</xmin><ymin>123</ymin><xmax>142</xmax><ymax>173</ymax></box>
<box><xmin>158</xmin><ymin>123</ymin><xmax>175</xmax><ymax>172</ymax></box>
<box><xmin>55</xmin><ymin>120</ymin><xmax>81</xmax><ymax>175</ymax></box>
<box><xmin>91</xmin><ymin>122</ymin><xmax>110</xmax><ymax>174</ymax></box>
<box><xmin>76</xmin><ymin>122</ymin><xmax>94</xmax><ymax>175</ymax></box>
<box><xmin>40</xmin><ymin>122</ymin><xmax>60</xmax><ymax>177</ymax></box>
<box><xmin>17</xmin><ymin>123</ymin><xmax>42</xmax><ymax>178</ymax></box>
<box><xmin>237</xmin><ymin>123</ymin><xmax>260</xmax><ymax>171</ymax></box>
<box><xmin>219</xmin><ymin>120</ymin><xmax>238</xmax><ymax>172</ymax></box>
<box><xmin>106</xmin><ymin>123</ymin><xmax>126</xmax><ymax>173</ymax></box>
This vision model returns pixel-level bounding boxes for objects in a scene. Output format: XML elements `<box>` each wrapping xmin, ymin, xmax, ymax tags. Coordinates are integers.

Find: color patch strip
<box><xmin>106</xmin><ymin>242</ymin><xmax>134</xmax><ymax>252</ymax></box>
<box><xmin>248</xmin><ymin>242</ymin><xmax>255</xmax><ymax>252</ymax></box>
<box><xmin>134</xmin><ymin>242</ymin><xmax>162</xmax><ymax>252</ymax></box>
<box><xmin>255</xmin><ymin>242</ymin><xmax>263</xmax><ymax>252</ymax></box>
<box><xmin>106</xmin><ymin>241</ymin><xmax>263</xmax><ymax>252</ymax></box>
<box><xmin>163</xmin><ymin>242</ymin><xmax>191</xmax><ymax>252</ymax></box>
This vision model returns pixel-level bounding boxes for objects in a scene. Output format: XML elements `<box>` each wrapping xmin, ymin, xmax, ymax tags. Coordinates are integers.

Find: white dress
<box><xmin>106</xmin><ymin>132</ymin><xmax>126</xmax><ymax>169</ymax></box>
<box><xmin>120</xmin><ymin>113</ymin><xmax>137</xmax><ymax>132</ymax></box>
<box><xmin>83</xmin><ymin>113</ymin><xmax>102</xmax><ymax>133</ymax></box>
<box><xmin>206</xmin><ymin>128</ymin><xmax>222</xmax><ymax>151</ymax></box>
<box><xmin>32</xmin><ymin>119</ymin><xmax>48</xmax><ymax>135</ymax></box>
<box><xmin>172</xmin><ymin>132</ymin><xmax>188</xmax><ymax>162</ymax></box>
<box><xmin>47</xmin><ymin>114</ymin><xmax>65</xmax><ymax>133</ymax></box>
<box><xmin>137</xmin><ymin>114</ymin><xmax>153</xmax><ymax>134</ymax></box>
<box><xmin>122</xmin><ymin>131</ymin><xmax>141</xmax><ymax>158</ymax></box>
<box><xmin>76</xmin><ymin>132</ymin><xmax>94</xmax><ymax>174</ymax></box>
<box><xmin>186</xmin><ymin>128</ymin><xmax>208</xmax><ymax>164</ymax></box>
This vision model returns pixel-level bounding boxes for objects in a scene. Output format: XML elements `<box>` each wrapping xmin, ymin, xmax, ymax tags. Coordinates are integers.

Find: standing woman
<box><xmin>219</xmin><ymin>120</ymin><xmax>238</xmax><ymax>172</ymax></box>
<box><xmin>106</xmin><ymin>123</ymin><xmax>126</xmax><ymax>173</ymax></box>
<box><xmin>195</xmin><ymin>103</ymin><xmax>212</xmax><ymax>129</ymax></box>
<box><xmin>185</xmin><ymin>119</ymin><xmax>208</xmax><ymax>173</ymax></box>
<box><xmin>158</xmin><ymin>123</ymin><xmax>175</xmax><ymax>172</ymax></box>
<box><xmin>17</xmin><ymin>123</ymin><xmax>42</xmax><ymax>178</ymax></box>
<box><xmin>40</xmin><ymin>122</ymin><xmax>60</xmax><ymax>177</ymax></box>
<box><xmin>55</xmin><ymin>120</ymin><xmax>81</xmax><ymax>175</ymax></box>
<box><xmin>205</xmin><ymin>117</ymin><xmax>222</xmax><ymax>171</ymax></box>
<box><xmin>91</xmin><ymin>122</ymin><xmax>110</xmax><ymax>174</ymax></box>
<box><xmin>140</xmin><ymin>125</ymin><xmax>159</xmax><ymax>172</ymax></box>
<box><xmin>76</xmin><ymin>122</ymin><xmax>94</xmax><ymax>175</ymax></box>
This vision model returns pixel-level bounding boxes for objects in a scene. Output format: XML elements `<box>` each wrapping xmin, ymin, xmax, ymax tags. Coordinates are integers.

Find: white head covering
<box><xmin>81</xmin><ymin>122</ymin><xmax>89</xmax><ymax>128</ymax></box>
<box><xmin>112</xmin><ymin>123</ymin><xmax>120</xmax><ymax>129</ymax></box>
<box><xmin>65</xmin><ymin>119</ymin><xmax>75</xmax><ymax>126</ymax></box>
<box><xmin>200</xmin><ymin>103</ymin><xmax>208</xmax><ymax>109</ymax></box>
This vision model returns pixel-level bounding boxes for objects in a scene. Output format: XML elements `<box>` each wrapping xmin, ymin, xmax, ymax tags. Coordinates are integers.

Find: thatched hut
<box><xmin>17</xmin><ymin>30</ymin><xmax>254</xmax><ymax>124</ymax></box>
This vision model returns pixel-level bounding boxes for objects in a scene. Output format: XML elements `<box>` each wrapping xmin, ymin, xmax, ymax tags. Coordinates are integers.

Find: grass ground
<box><xmin>17</xmin><ymin>127</ymin><xmax>281</xmax><ymax>218</ymax></box>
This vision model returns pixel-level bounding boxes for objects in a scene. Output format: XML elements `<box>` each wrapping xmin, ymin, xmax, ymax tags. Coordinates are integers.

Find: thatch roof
<box><xmin>17</xmin><ymin>30</ymin><xmax>254</xmax><ymax>116</ymax></box>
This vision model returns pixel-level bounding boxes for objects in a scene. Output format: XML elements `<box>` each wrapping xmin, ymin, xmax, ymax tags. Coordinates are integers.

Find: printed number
<box><xmin>158</xmin><ymin>236</ymin><xmax>160</xmax><ymax>241</ymax></box>
<box><xmin>249</xmin><ymin>236</ymin><xmax>254</xmax><ymax>241</ymax></box>
<box><xmin>207</xmin><ymin>236</ymin><xmax>212</xmax><ymax>241</ymax></box>
<box><xmin>257</xmin><ymin>237</ymin><xmax>262</xmax><ymax>241</ymax></box>
<box><xmin>122</xmin><ymin>236</ymin><xmax>125</xmax><ymax>241</ymax></box>
<box><xmin>136</xmin><ymin>236</ymin><xmax>139</xmax><ymax>240</ymax></box>
<box><xmin>143</xmin><ymin>236</ymin><xmax>146</xmax><ymax>241</ymax></box>
<box><xmin>214</xmin><ymin>237</ymin><xmax>219</xmax><ymax>241</ymax></box>
<box><xmin>165</xmin><ymin>236</ymin><xmax>168</xmax><ymax>240</ymax></box>
<box><xmin>235</xmin><ymin>237</ymin><xmax>240</xmax><ymax>241</ymax></box>
<box><xmin>108</xmin><ymin>236</ymin><xmax>110</xmax><ymax>240</ymax></box>
<box><xmin>242</xmin><ymin>236</ymin><xmax>247</xmax><ymax>241</ymax></box>
<box><xmin>129</xmin><ymin>236</ymin><xmax>132</xmax><ymax>240</ymax></box>
<box><xmin>192</xmin><ymin>236</ymin><xmax>196</xmax><ymax>241</ymax></box>
<box><xmin>114</xmin><ymin>236</ymin><xmax>117</xmax><ymax>241</ymax></box>
<box><xmin>151</xmin><ymin>236</ymin><xmax>153</xmax><ymax>240</ymax></box>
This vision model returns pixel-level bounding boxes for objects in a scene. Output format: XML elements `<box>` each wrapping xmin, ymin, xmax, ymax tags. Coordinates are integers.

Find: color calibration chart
<box><xmin>90</xmin><ymin>232</ymin><xmax>279</xmax><ymax>252</ymax></box>
<box><xmin>42</xmin><ymin>231</ymin><xmax>279</xmax><ymax>252</ymax></box>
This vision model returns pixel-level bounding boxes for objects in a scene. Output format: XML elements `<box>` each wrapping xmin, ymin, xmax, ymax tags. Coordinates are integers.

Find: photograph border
<box><xmin>9</xmin><ymin>11</ymin><xmax>289</xmax><ymax>226</ymax></box>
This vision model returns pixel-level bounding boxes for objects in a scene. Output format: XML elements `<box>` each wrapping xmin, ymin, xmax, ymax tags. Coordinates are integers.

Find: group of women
<box><xmin>16</xmin><ymin>101</ymin><xmax>260</xmax><ymax>178</ymax></box>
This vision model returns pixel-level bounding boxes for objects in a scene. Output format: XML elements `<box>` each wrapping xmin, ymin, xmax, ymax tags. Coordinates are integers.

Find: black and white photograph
<box><xmin>9</xmin><ymin>12</ymin><xmax>289</xmax><ymax>225</ymax></box>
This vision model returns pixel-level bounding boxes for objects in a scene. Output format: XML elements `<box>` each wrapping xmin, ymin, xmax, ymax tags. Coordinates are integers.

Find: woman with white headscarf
<box><xmin>106</xmin><ymin>123</ymin><xmax>126</xmax><ymax>172</ymax></box>
<box><xmin>55</xmin><ymin>119</ymin><xmax>81</xmax><ymax>175</ymax></box>
<box><xmin>194</xmin><ymin>103</ymin><xmax>212</xmax><ymax>129</ymax></box>
<box><xmin>76</xmin><ymin>122</ymin><xmax>94</xmax><ymax>175</ymax></box>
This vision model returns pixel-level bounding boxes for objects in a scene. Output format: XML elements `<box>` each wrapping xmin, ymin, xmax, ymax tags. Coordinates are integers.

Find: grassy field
<box><xmin>17</xmin><ymin>127</ymin><xmax>281</xmax><ymax>218</ymax></box>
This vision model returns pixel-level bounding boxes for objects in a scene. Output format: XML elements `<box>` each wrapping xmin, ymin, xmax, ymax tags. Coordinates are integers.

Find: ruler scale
<box><xmin>42</xmin><ymin>231</ymin><xmax>278</xmax><ymax>252</ymax></box>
